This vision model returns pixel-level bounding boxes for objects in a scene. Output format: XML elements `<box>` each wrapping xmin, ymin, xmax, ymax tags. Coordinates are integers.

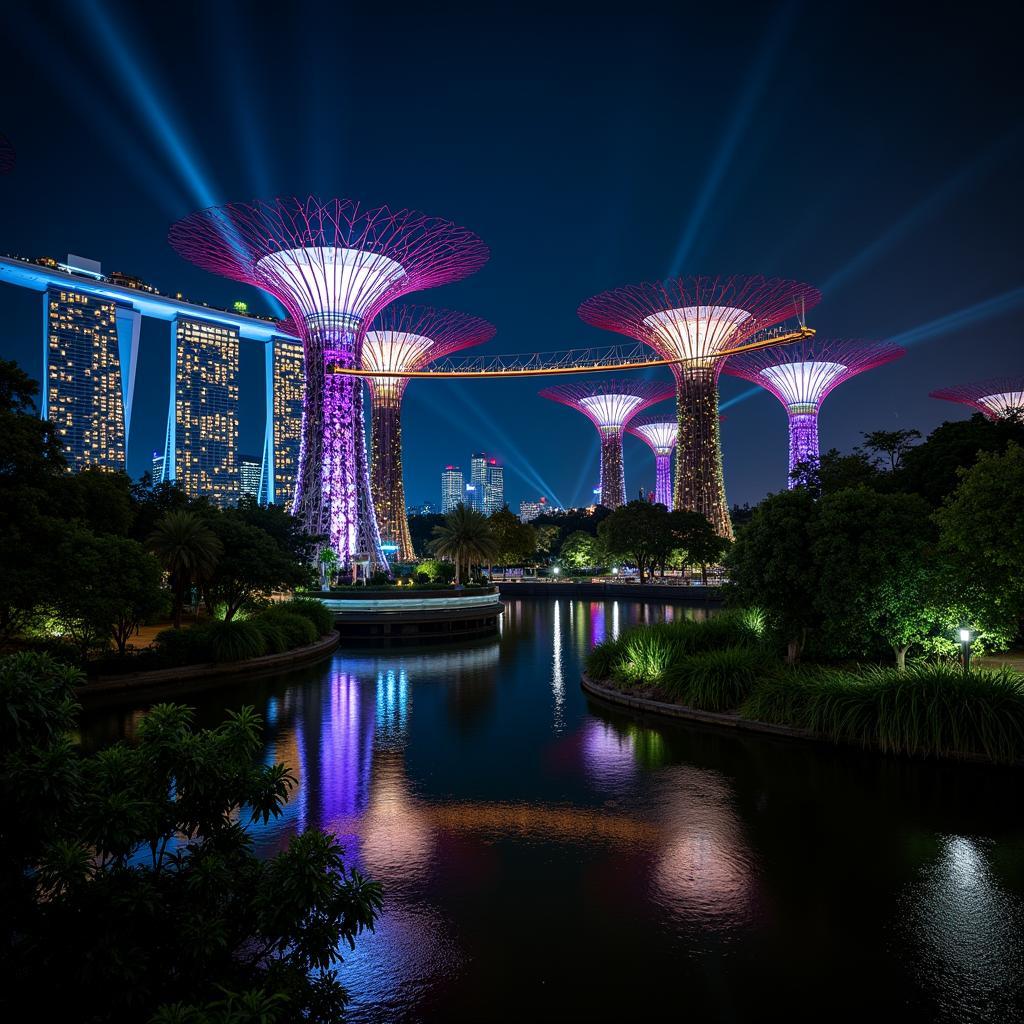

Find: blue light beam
<box><xmin>888</xmin><ymin>287</ymin><xmax>1024</xmax><ymax>348</ymax></box>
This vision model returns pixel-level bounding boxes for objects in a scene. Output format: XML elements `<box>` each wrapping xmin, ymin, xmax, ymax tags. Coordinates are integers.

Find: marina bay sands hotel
<box><xmin>0</xmin><ymin>252</ymin><xmax>304</xmax><ymax>508</ymax></box>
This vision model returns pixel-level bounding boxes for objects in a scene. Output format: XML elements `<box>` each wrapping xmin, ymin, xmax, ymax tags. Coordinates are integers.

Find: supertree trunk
<box><xmin>599</xmin><ymin>429</ymin><xmax>627</xmax><ymax>509</ymax></box>
<box><xmin>675</xmin><ymin>368</ymin><xmax>733</xmax><ymax>539</ymax></box>
<box><xmin>294</xmin><ymin>319</ymin><xmax>386</xmax><ymax>569</ymax></box>
<box><xmin>370</xmin><ymin>397</ymin><xmax>415</xmax><ymax>561</ymax></box>
<box><xmin>787</xmin><ymin>412</ymin><xmax>820</xmax><ymax>487</ymax></box>
<box><xmin>654</xmin><ymin>453</ymin><xmax>672</xmax><ymax>507</ymax></box>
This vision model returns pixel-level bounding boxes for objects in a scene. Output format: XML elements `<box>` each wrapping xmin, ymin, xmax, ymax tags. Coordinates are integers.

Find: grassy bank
<box><xmin>584</xmin><ymin>613</ymin><xmax>1024</xmax><ymax>764</ymax></box>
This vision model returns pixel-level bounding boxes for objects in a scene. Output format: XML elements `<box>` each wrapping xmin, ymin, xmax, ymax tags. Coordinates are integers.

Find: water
<box><xmin>81</xmin><ymin>598</ymin><xmax>1024</xmax><ymax>1023</ymax></box>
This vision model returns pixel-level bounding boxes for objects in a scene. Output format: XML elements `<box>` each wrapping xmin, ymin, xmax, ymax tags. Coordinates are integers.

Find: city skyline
<box><xmin>0</xmin><ymin>6</ymin><xmax>1020</xmax><ymax>513</ymax></box>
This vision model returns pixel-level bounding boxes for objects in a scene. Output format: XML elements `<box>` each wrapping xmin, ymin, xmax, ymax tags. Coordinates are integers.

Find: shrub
<box><xmin>585</xmin><ymin>636</ymin><xmax>625</xmax><ymax>681</ymax></box>
<box><xmin>257</xmin><ymin>610</ymin><xmax>317</xmax><ymax>649</ymax></box>
<box><xmin>413</xmin><ymin>571</ymin><xmax>430</xmax><ymax>585</ymax></box>
<box><xmin>280</xmin><ymin>598</ymin><xmax>333</xmax><ymax>636</ymax></box>
<box><xmin>154</xmin><ymin>626</ymin><xmax>213</xmax><ymax>666</ymax></box>
<box><xmin>661</xmin><ymin>646</ymin><xmax>776</xmax><ymax>711</ymax></box>
<box><xmin>610</xmin><ymin>623</ymin><xmax>690</xmax><ymax>686</ymax></box>
<box><xmin>250</xmin><ymin>614</ymin><xmax>289</xmax><ymax>654</ymax></box>
<box><xmin>417</xmin><ymin>559</ymin><xmax>455</xmax><ymax>585</ymax></box>
<box><xmin>741</xmin><ymin>663</ymin><xmax>1024</xmax><ymax>763</ymax></box>
<box><xmin>367</xmin><ymin>571</ymin><xmax>391</xmax><ymax>586</ymax></box>
<box><xmin>204</xmin><ymin>619</ymin><xmax>267</xmax><ymax>663</ymax></box>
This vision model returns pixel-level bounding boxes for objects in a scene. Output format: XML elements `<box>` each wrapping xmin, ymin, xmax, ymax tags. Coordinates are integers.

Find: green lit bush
<box><xmin>279</xmin><ymin>597</ymin><xmax>334</xmax><ymax>636</ymax></box>
<box><xmin>661</xmin><ymin>646</ymin><xmax>775</xmax><ymax>711</ymax></box>
<box><xmin>257</xmin><ymin>610</ymin><xmax>317</xmax><ymax>649</ymax></box>
<box><xmin>741</xmin><ymin>663</ymin><xmax>1024</xmax><ymax>763</ymax></box>
<box><xmin>204</xmin><ymin>619</ymin><xmax>267</xmax><ymax>663</ymax></box>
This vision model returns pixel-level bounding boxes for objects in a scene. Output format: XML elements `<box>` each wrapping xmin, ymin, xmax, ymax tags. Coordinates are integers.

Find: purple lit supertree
<box><xmin>929</xmin><ymin>377</ymin><xmax>1024</xmax><ymax>421</ymax></box>
<box><xmin>539</xmin><ymin>380</ymin><xmax>674</xmax><ymax>510</ymax></box>
<box><xmin>363</xmin><ymin>306</ymin><xmax>495</xmax><ymax>561</ymax></box>
<box><xmin>579</xmin><ymin>276</ymin><xmax>821</xmax><ymax>538</ymax></box>
<box><xmin>169</xmin><ymin>197</ymin><xmax>488</xmax><ymax>569</ymax></box>
<box><xmin>0</xmin><ymin>134</ymin><xmax>14</xmax><ymax>174</ymax></box>
<box><xmin>627</xmin><ymin>416</ymin><xmax>677</xmax><ymax>507</ymax></box>
<box><xmin>723</xmin><ymin>338</ymin><xmax>905</xmax><ymax>487</ymax></box>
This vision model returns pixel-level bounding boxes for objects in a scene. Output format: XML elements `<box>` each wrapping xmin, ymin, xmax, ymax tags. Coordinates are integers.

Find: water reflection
<box><xmin>551</xmin><ymin>600</ymin><xmax>565</xmax><ymax>732</ymax></box>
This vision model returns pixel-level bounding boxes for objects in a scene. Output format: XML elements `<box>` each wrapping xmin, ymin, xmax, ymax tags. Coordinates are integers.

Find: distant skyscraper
<box><xmin>42</xmin><ymin>285</ymin><xmax>140</xmax><ymax>472</ymax></box>
<box><xmin>519</xmin><ymin>496</ymin><xmax>550</xmax><ymax>523</ymax></box>
<box><xmin>484</xmin><ymin>457</ymin><xmax>504</xmax><ymax>514</ymax></box>
<box><xmin>441</xmin><ymin>465</ymin><xmax>464</xmax><ymax>512</ymax></box>
<box><xmin>239</xmin><ymin>454</ymin><xmax>262</xmax><ymax>500</ymax></box>
<box><xmin>151</xmin><ymin>450</ymin><xmax>165</xmax><ymax>484</ymax></box>
<box><xmin>261</xmin><ymin>336</ymin><xmax>304</xmax><ymax>507</ymax></box>
<box><xmin>469</xmin><ymin>451</ymin><xmax>487</xmax><ymax>511</ymax></box>
<box><xmin>163</xmin><ymin>315</ymin><xmax>239</xmax><ymax>508</ymax></box>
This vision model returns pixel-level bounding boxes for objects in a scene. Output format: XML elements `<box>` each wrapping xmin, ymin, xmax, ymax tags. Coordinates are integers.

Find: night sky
<box><xmin>0</xmin><ymin>2</ymin><xmax>1020</xmax><ymax>510</ymax></box>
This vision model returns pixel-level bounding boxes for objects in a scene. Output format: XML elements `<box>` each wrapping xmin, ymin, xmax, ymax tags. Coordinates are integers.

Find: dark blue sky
<box><xmin>0</xmin><ymin>2</ymin><xmax>1020</xmax><ymax>509</ymax></box>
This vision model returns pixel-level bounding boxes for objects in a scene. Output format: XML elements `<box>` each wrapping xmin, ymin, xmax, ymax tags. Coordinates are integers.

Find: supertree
<box><xmin>169</xmin><ymin>196</ymin><xmax>488</xmax><ymax>569</ymax></box>
<box><xmin>539</xmin><ymin>379</ymin><xmax>674</xmax><ymax>509</ymax></box>
<box><xmin>929</xmin><ymin>377</ymin><xmax>1024</xmax><ymax>421</ymax></box>
<box><xmin>578</xmin><ymin>276</ymin><xmax>821</xmax><ymax>538</ymax></box>
<box><xmin>723</xmin><ymin>338</ymin><xmax>905</xmax><ymax>486</ymax></box>
<box><xmin>362</xmin><ymin>305</ymin><xmax>495</xmax><ymax>560</ymax></box>
<box><xmin>627</xmin><ymin>416</ymin><xmax>677</xmax><ymax>507</ymax></box>
<box><xmin>0</xmin><ymin>134</ymin><xmax>14</xmax><ymax>174</ymax></box>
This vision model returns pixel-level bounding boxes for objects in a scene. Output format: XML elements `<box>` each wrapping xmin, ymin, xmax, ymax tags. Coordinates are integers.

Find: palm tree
<box><xmin>148</xmin><ymin>509</ymin><xmax>223</xmax><ymax>627</ymax></box>
<box><xmin>429</xmin><ymin>504</ymin><xmax>498</xmax><ymax>584</ymax></box>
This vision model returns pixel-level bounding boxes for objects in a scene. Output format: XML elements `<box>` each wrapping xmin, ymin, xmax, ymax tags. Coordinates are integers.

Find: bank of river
<box><xmin>81</xmin><ymin>598</ymin><xmax>1024</xmax><ymax>1023</ymax></box>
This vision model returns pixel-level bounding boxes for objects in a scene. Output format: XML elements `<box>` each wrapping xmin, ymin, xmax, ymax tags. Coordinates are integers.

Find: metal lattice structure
<box><xmin>363</xmin><ymin>306</ymin><xmax>495</xmax><ymax>561</ymax></box>
<box><xmin>0</xmin><ymin>134</ymin><xmax>14</xmax><ymax>175</ymax></box>
<box><xmin>627</xmin><ymin>416</ymin><xmax>678</xmax><ymax>507</ymax></box>
<box><xmin>723</xmin><ymin>338</ymin><xmax>904</xmax><ymax>487</ymax></box>
<box><xmin>578</xmin><ymin>275</ymin><xmax>821</xmax><ymax>537</ymax></box>
<box><xmin>539</xmin><ymin>379</ymin><xmax>674</xmax><ymax>510</ymax></box>
<box><xmin>168</xmin><ymin>196</ymin><xmax>488</xmax><ymax>569</ymax></box>
<box><xmin>929</xmin><ymin>377</ymin><xmax>1024</xmax><ymax>421</ymax></box>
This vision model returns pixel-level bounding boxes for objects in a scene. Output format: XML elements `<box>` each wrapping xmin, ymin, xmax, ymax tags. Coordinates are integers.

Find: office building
<box><xmin>520</xmin><ymin>496</ymin><xmax>552</xmax><ymax>523</ymax></box>
<box><xmin>441</xmin><ymin>465</ymin><xmax>464</xmax><ymax>512</ymax></box>
<box><xmin>484</xmin><ymin>457</ymin><xmax>504</xmax><ymax>513</ymax></box>
<box><xmin>151</xmin><ymin>450</ymin><xmax>165</xmax><ymax>484</ymax></box>
<box><xmin>240</xmin><ymin>454</ymin><xmax>262</xmax><ymax>499</ymax></box>
<box><xmin>163</xmin><ymin>315</ymin><xmax>239</xmax><ymax>508</ymax></box>
<box><xmin>469</xmin><ymin>451</ymin><xmax>487</xmax><ymax>511</ymax></box>
<box><xmin>261</xmin><ymin>336</ymin><xmax>305</xmax><ymax>506</ymax></box>
<box><xmin>42</xmin><ymin>282</ymin><xmax>140</xmax><ymax>472</ymax></box>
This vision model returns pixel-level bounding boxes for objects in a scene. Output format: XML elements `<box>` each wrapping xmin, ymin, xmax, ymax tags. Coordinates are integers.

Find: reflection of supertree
<box><xmin>0</xmin><ymin>134</ymin><xmax>14</xmax><ymax>174</ymax></box>
<box><xmin>169</xmin><ymin>196</ymin><xmax>488</xmax><ymax>568</ymax></box>
<box><xmin>628</xmin><ymin>415</ymin><xmax>678</xmax><ymax>507</ymax></box>
<box><xmin>723</xmin><ymin>338</ymin><xmax>904</xmax><ymax>487</ymax></box>
<box><xmin>539</xmin><ymin>379</ymin><xmax>674</xmax><ymax>509</ymax></box>
<box><xmin>363</xmin><ymin>306</ymin><xmax>494</xmax><ymax>560</ymax></box>
<box><xmin>930</xmin><ymin>377</ymin><xmax>1024</xmax><ymax>421</ymax></box>
<box><xmin>579</xmin><ymin>276</ymin><xmax>821</xmax><ymax>537</ymax></box>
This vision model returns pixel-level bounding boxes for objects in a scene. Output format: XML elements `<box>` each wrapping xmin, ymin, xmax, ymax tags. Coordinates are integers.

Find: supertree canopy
<box><xmin>929</xmin><ymin>377</ymin><xmax>1024</xmax><ymax>421</ymax></box>
<box><xmin>539</xmin><ymin>379</ymin><xmax>674</xmax><ymax>510</ymax></box>
<box><xmin>169</xmin><ymin>196</ymin><xmax>488</xmax><ymax>569</ymax></box>
<box><xmin>627</xmin><ymin>416</ymin><xmax>678</xmax><ymax>507</ymax></box>
<box><xmin>362</xmin><ymin>305</ymin><xmax>495</xmax><ymax>561</ymax></box>
<box><xmin>723</xmin><ymin>338</ymin><xmax>904</xmax><ymax>487</ymax></box>
<box><xmin>579</xmin><ymin>276</ymin><xmax>820</xmax><ymax>538</ymax></box>
<box><xmin>0</xmin><ymin>134</ymin><xmax>14</xmax><ymax>174</ymax></box>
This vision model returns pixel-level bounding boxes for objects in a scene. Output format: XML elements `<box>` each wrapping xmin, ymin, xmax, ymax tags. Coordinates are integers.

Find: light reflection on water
<box><xmin>80</xmin><ymin>598</ymin><xmax>1024</xmax><ymax>1023</ymax></box>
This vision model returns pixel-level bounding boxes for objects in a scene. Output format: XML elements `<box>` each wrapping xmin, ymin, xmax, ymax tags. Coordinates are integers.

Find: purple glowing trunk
<box><xmin>293</xmin><ymin>319</ymin><xmax>386</xmax><ymax>569</ymax></box>
<box><xmin>787</xmin><ymin>411</ymin><xmax>820</xmax><ymax>487</ymax></box>
<box><xmin>599</xmin><ymin>429</ymin><xmax>626</xmax><ymax>509</ymax></box>
<box><xmin>654</xmin><ymin>453</ymin><xmax>672</xmax><ymax>507</ymax></box>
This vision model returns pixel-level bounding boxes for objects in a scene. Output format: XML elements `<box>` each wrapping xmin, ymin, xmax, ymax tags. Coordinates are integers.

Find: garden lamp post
<box><xmin>959</xmin><ymin>625</ymin><xmax>972</xmax><ymax>674</ymax></box>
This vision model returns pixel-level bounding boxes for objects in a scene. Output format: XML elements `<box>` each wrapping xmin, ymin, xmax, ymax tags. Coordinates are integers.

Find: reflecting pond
<box><xmin>82</xmin><ymin>598</ymin><xmax>1024</xmax><ymax>1023</ymax></box>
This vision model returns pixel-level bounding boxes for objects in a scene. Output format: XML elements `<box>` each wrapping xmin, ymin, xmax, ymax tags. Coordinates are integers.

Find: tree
<box><xmin>597</xmin><ymin>501</ymin><xmax>672</xmax><ymax>584</ymax></box>
<box><xmin>811</xmin><ymin>488</ymin><xmax>942</xmax><ymax>668</ymax></box>
<box><xmin>790</xmin><ymin>447</ymin><xmax>884</xmax><ymax>495</ymax></box>
<box><xmin>234</xmin><ymin>495</ymin><xmax>320</xmax><ymax>566</ymax></box>
<box><xmin>560</xmin><ymin>530</ymin><xmax>600</xmax><ymax>571</ymax></box>
<box><xmin>0</xmin><ymin>653</ymin><xmax>381</xmax><ymax>1021</ymax></box>
<box><xmin>726</xmin><ymin>488</ymin><xmax>820</xmax><ymax>662</ymax></box>
<box><xmin>669</xmin><ymin>510</ymin><xmax>729</xmax><ymax>584</ymax></box>
<box><xmin>204</xmin><ymin>513</ymin><xmax>313</xmax><ymax>620</ymax></box>
<box><xmin>407</xmin><ymin>513</ymin><xmax>446</xmax><ymax>558</ymax></box>
<box><xmin>430</xmin><ymin>504</ymin><xmax>498</xmax><ymax>583</ymax></box>
<box><xmin>148</xmin><ymin>510</ymin><xmax>223</xmax><ymax>628</ymax></box>
<box><xmin>858</xmin><ymin>428</ymin><xmax>921</xmax><ymax>471</ymax></box>
<box><xmin>935</xmin><ymin>443</ymin><xmax>1024</xmax><ymax>637</ymax></box>
<box><xmin>52</xmin><ymin>529</ymin><xmax>167</xmax><ymax>656</ymax></box>
<box><xmin>489</xmin><ymin>507</ymin><xmax>538</xmax><ymax>567</ymax></box>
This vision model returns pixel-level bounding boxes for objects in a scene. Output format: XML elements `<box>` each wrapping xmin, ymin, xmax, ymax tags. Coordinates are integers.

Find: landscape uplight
<box><xmin>958</xmin><ymin>625</ymin><xmax>972</xmax><ymax>674</ymax></box>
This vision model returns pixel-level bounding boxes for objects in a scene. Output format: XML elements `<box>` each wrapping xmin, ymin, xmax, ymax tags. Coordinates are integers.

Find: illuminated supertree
<box><xmin>579</xmin><ymin>276</ymin><xmax>820</xmax><ymax>538</ymax></box>
<box><xmin>169</xmin><ymin>196</ymin><xmax>488</xmax><ymax>569</ymax></box>
<box><xmin>0</xmin><ymin>134</ymin><xmax>14</xmax><ymax>174</ymax></box>
<box><xmin>539</xmin><ymin>379</ymin><xmax>674</xmax><ymax>509</ymax></box>
<box><xmin>929</xmin><ymin>377</ymin><xmax>1024</xmax><ymax>421</ymax></box>
<box><xmin>363</xmin><ymin>305</ymin><xmax>495</xmax><ymax>561</ymax></box>
<box><xmin>627</xmin><ymin>416</ymin><xmax>677</xmax><ymax>507</ymax></box>
<box><xmin>723</xmin><ymin>338</ymin><xmax>905</xmax><ymax>486</ymax></box>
